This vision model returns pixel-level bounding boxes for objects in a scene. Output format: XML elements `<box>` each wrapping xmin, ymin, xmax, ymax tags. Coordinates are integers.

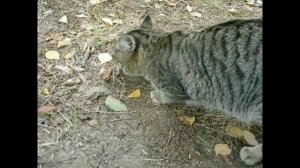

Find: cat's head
<box><xmin>110</xmin><ymin>16</ymin><xmax>156</xmax><ymax>76</ymax></box>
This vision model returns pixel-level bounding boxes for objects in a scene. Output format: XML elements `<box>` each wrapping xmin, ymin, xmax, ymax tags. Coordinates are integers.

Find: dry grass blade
<box><xmin>58</xmin><ymin>111</ymin><xmax>76</xmax><ymax>128</ymax></box>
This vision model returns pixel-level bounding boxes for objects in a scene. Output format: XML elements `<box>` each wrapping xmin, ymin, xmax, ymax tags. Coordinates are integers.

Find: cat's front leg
<box><xmin>240</xmin><ymin>143</ymin><xmax>262</xmax><ymax>166</ymax></box>
<box><xmin>150</xmin><ymin>90</ymin><xmax>168</xmax><ymax>104</ymax></box>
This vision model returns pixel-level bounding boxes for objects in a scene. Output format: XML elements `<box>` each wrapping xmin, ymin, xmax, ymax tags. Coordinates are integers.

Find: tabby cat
<box><xmin>111</xmin><ymin>16</ymin><xmax>262</xmax><ymax>166</ymax></box>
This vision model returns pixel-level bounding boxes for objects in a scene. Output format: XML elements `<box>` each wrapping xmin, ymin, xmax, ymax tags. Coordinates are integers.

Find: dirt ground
<box><xmin>38</xmin><ymin>0</ymin><xmax>262</xmax><ymax>167</ymax></box>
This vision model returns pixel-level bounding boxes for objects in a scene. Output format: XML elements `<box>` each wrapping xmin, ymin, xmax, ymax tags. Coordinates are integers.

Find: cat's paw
<box><xmin>240</xmin><ymin>144</ymin><xmax>262</xmax><ymax>166</ymax></box>
<box><xmin>150</xmin><ymin>91</ymin><xmax>161</xmax><ymax>104</ymax></box>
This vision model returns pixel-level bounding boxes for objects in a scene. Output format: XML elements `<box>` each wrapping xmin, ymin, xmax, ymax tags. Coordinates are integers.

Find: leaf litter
<box><xmin>45</xmin><ymin>50</ymin><xmax>60</xmax><ymax>60</ymax></box>
<box><xmin>38</xmin><ymin>106</ymin><xmax>57</xmax><ymax>114</ymax></box>
<box><xmin>127</xmin><ymin>89</ymin><xmax>141</xmax><ymax>98</ymax></box>
<box><xmin>105</xmin><ymin>96</ymin><xmax>128</xmax><ymax>112</ymax></box>
<box><xmin>214</xmin><ymin>143</ymin><xmax>231</xmax><ymax>156</ymax></box>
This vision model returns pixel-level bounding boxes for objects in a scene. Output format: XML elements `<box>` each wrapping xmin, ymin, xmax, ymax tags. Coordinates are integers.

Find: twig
<box><xmin>195</xmin><ymin>136</ymin><xmax>210</xmax><ymax>148</ymax></box>
<box><xmin>163</xmin><ymin>129</ymin><xmax>173</xmax><ymax>151</ymax></box>
<box><xmin>38</xmin><ymin>142</ymin><xmax>59</xmax><ymax>147</ymax></box>
<box><xmin>142</xmin><ymin>158</ymin><xmax>164</xmax><ymax>161</ymax></box>
<box><xmin>171</xmin><ymin>4</ymin><xmax>185</xmax><ymax>20</ymax></box>
<box><xmin>58</xmin><ymin>111</ymin><xmax>76</xmax><ymax>128</ymax></box>
<box><xmin>110</xmin><ymin>118</ymin><xmax>133</xmax><ymax>122</ymax></box>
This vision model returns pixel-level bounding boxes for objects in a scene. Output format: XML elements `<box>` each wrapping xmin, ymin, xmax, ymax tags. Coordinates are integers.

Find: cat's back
<box><xmin>178</xmin><ymin>19</ymin><xmax>262</xmax><ymax>124</ymax></box>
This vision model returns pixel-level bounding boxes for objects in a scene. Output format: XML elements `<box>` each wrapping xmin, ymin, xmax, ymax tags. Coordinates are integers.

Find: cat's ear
<box><xmin>140</xmin><ymin>15</ymin><xmax>152</xmax><ymax>29</ymax></box>
<box><xmin>117</xmin><ymin>35</ymin><xmax>136</xmax><ymax>52</ymax></box>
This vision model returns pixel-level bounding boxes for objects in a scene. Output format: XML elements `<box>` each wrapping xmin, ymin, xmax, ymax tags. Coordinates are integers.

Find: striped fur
<box><xmin>112</xmin><ymin>16</ymin><xmax>262</xmax><ymax>125</ymax></box>
<box><xmin>111</xmin><ymin>15</ymin><xmax>262</xmax><ymax>166</ymax></box>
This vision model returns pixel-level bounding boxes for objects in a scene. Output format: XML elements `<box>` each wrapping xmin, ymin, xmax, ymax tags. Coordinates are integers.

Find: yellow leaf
<box><xmin>215</xmin><ymin>144</ymin><xmax>231</xmax><ymax>156</ymax></box>
<box><xmin>225</xmin><ymin>125</ymin><xmax>244</xmax><ymax>138</ymax></box>
<box><xmin>43</xmin><ymin>88</ymin><xmax>50</xmax><ymax>95</ymax></box>
<box><xmin>45</xmin><ymin>50</ymin><xmax>60</xmax><ymax>60</ymax></box>
<box><xmin>128</xmin><ymin>89</ymin><xmax>141</xmax><ymax>98</ymax></box>
<box><xmin>180</xmin><ymin>115</ymin><xmax>195</xmax><ymax>126</ymax></box>
<box><xmin>243</xmin><ymin>130</ymin><xmax>258</xmax><ymax>146</ymax></box>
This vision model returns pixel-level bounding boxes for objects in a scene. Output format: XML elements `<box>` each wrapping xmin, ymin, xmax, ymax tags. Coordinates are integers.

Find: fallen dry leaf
<box><xmin>165</xmin><ymin>0</ymin><xmax>176</xmax><ymax>7</ymax></box>
<box><xmin>246</xmin><ymin>6</ymin><xmax>253</xmax><ymax>11</ymax></box>
<box><xmin>246</xmin><ymin>0</ymin><xmax>255</xmax><ymax>6</ymax></box>
<box><xmin>64</xmin><ymin>51</ymin><xmax>75</xmax><ymax>59</ymax></box>
<box><xmin>38</xmin><ymin>106</ymin><xmax>57</xmax><ymax>114</ymax></box>
<box><xmin>59</xmin><ymin>15</ymin><xmax>68</xmax><ymax>24</ymax></box>
<box><xmin>154</xmin><ymin>3</ymin><xmax>161</xmax><ymax>8</ymax></box>
<box><xmin>112</xmin><ymin>19</ymin><xmax>123</xmax><ymax>24</ymax></box>
<box><xmin>256</xmin><ymin>0</ymin><xmax>262</xmax><ymax>6</ymax></box>
<box><xmin>85</xmin><ymin>86</ymin><xmax>111</xmax><ymax>100</ymax></box>
<box><xmin>45</xmin><ymin>50</ymin><xmax>60</xmax><ymax>60</ymax></box>
<box><xmin>70</xmin><ymin>65</ymin><xmax>85</xmax><ymax>72</ymax></box>
<box><xmin>128</xmin><ymin>89</ymin><xmax>141</xmax><ymax>98</ymax></box>
<box><xmin>43</xmin><ymin>88</ymin><xmax>50</xmax><ymax>95</ymax></box>
<box><xmin>229</xmin><ymin>8</ymin><xmax>238</xmax><ymax>14</ymax></box>
<box><xmin>43</xmin><ymin>10</ymin><xmax>53</xmax><ymax>16</ymax></box>
<box><xmin>54</xmin><ymin>65</ymin><xmax>73</xmax><ymax>74</ymax></box>
<box><xmin>89</xmin><ymin>0</ymin><xmax>100</xmax><ymax>5</ymax></box>
<box><xmin>180</xmin><ymin>115</ymin><xmax>195</xmax><ymax>126</ymax></box>
<box><xmin>76</xmin><ymin>14</ymin><xmax>88</xmax><ymax>18</ymax></box>
<box><xmin>101</xmin><ymin>18</ymin><xmax>113</xmax><ymax>26</ymax></box>
<box><xmin>102</xmin><ymin>66</ymin><xmax>113</xmax><ymax>80</ymax></box>
<box><xmin>105</xmin><ymin>96</ymin><xmax>128</xmax><ymax>111</ymax></box>
<box><xmin>98</xmin><ymin>53</ymin><xmax>112</xmax><ymax>64</ymax></box>
<box><xmin>243</xmin><ymin>130</ymin><xmax>258</xmax><ymax>146</ymax></box>
<box><xmin>62</xmin><ymin>77</ymin><xmax>81</xmax><ymax>86</ymax></box>
<box><xmin>78</xmin><ymin>114</ymin><xmax>89</xmax><ymax>121</ymax></box>
<box><xmin>226</xmin><ymin>125</ymin><xmax>244</xmax><ymax>138</ymax></box>
<box><xmin>57</xmin><ymin>38</ymin><xmax>71</xmax><ymax>48</ymax></box>
<box><xmin>50</xmin><ymin>33</ymin><xmax>63</xmax><ymax>41</ymax></box>
<box><xmin>215</xmin><ymin>144</ymin><xmax>231</xmax><ymax>156</ymax></box>
<box><xmin>89</xmin><ymin>0</ymin><xmax>107</xmax><ymax>5</ymax></box>
<box><xmin>191</xmin><ymin>12</ymin><xmax>202</xmax><ymax>18</ymax></box>
<box><xmin>69</xmin><ymin>31</ymin><xmax>77</xmax><ymax>35</ymax></box>
<box><xmin>87</xmin><ymin>119</ymin><xmax>99</xmax><ymax>127</ymax></box>
<box><xmin>108</xmin><ymin>13</ymin><xmax>116</xmax><ymax>17</ymax></box>
<box><xmin>99</xmin><ymin>67</ymin><xmax>106</xmax><ymax>75</ymax></box>
<box><xmin>186</xmin><ymin>4</ymin><xmax>192</xmax><ymax>12</ymax></box>
<box><xmin>80</xmin><ymin>20</ymin><xmax>94</xmax><ymax>30</ymax></box>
